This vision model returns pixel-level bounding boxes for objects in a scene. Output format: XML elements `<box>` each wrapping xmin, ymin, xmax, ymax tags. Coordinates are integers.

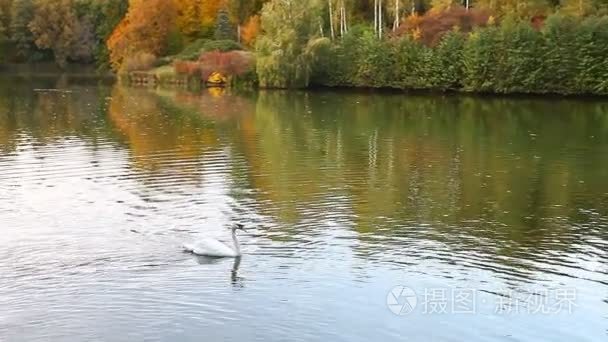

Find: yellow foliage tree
<box><xmin>430</xmin><ymin>0</ymin><xmax>458</xmax><ymax>12</ymax></box>
<box><xmin>175</xmin><ymin>0</ymin><xmax>202</xmax><ymax>38</ymax></box>
<box><xmin>200</xmin><ymin>0</ymin><xmax>226</xmax><ymax>30</ymax></box>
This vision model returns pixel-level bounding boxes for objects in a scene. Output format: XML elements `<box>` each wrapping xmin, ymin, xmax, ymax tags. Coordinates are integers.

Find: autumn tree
<box><xmin>229</xmin><ymin>0</ymin><xmax>267</xmax><ymax>24</ymax></box>
<box><xmin>107</xmin><ymin>0</ymin><xmax>177</xmax><ymax>72</ymax></box>
<box><xmin>0</xmin><ymin>0</ymin><xmax>10</xmax><ymax>38</ymax></box>
<box><xmin>0</xmin><ymin>5</ymin><xmax>5</xmax><ymax>40</ymax></box>
<box><xmin>475</xmin><ymin>0</ymin><xmax>553</xmax><ymax>17</ymax></box>
<box><xmin>10</xmin><ymin>0</ymin><xmax>35</xmax><ymax>60</ymax></box>
<box><xmin>29</xmin><ymin>0</ymin><xmax>84</xmax><ymax>67</ymax></box>
<box><xmin>71</xmin><ymin>15</ymin><xmax>96</xmax><ymax>63</ymax></box>
<box><xmin>175</xmin><ymin>0</ymin><xmax>202</xmax><ymax>39</ymax></box>
<box><xmin>229</xmin><ymin>0</ymin><xmax>267</xmax><ymax>40</ymax></box>
<box><xmin>200</xmin><ymin>0</ymin><xmax>224</xmax><ymax>36</ymax></box>
<box><xmin>82</xmin><ymin>0</ymin><xmax>128</xmax><ymax>70</ymax></box>
<box><xmin>430</xmin><ymin>0</ymin><xmax>458</xmax><ymax>11</ymax></box>
<box><xmin>240</xmin><ymin>14</ymin><xmax>260</xmax><ymax>46</ymax></box>
<box><xmin>560</xmin><ymin>0</ymin><xmax>594</xmax><ymax>16</ymax></box>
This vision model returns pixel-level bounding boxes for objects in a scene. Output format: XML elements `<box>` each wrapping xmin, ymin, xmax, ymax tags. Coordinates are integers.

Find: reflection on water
<box><xmin>0</xmin><ymin>76</ymin><xmax>607</xmax><ymax>341</ymax></box>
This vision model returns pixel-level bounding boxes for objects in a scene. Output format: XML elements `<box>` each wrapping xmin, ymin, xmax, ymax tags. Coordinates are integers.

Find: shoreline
<box><xmin>2</xmin><ymin>70</ymin><xmax>608</xmax><ymax>101</ymax></box>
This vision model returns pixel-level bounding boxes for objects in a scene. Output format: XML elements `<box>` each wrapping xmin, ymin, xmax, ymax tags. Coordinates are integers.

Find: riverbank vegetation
<box><xmin>1</xmin><ymin>0</ymin><xmax>608</xmax><ymax>94</ymax></box>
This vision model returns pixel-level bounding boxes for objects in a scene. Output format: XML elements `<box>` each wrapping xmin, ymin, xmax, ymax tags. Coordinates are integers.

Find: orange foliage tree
<box><xmin>107</xmin><ymin>0</ymin><xmax>177</xmax><ymax>72</ymax></box>
<box><xmin>240</xmin><ymin>15</ymin><xmax>260</xmax><ymax>47</ymax></box>
<box><xmin>395</xmin><ymin>5</ymin><xmax>490</xmax><ymax>46</ymax></box>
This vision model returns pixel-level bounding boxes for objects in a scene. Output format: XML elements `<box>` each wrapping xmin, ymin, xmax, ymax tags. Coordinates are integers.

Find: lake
<box><xmin>0</xmin><ymin>76</ymin><xmax>607</xmax><ymax>341</ymax></box>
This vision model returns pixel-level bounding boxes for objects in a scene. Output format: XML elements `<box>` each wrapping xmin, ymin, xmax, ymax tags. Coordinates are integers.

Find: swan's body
<box><xmin>184</xmin><ymin>224</ymin><xmax>244</xmax><ymax>258</ymax></box>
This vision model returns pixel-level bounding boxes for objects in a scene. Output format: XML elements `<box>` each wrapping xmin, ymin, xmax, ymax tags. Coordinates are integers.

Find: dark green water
<box><xmin>0</xmin><ymin>76</ymin><xmax>607</xmax><ymax>341</ymax></box>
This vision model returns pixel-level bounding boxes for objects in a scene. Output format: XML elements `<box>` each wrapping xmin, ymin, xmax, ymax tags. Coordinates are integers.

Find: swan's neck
<box><xmin>232</xmin><ymin>231</ymin><xmax>241</xmax><ymax>256</ymax></box>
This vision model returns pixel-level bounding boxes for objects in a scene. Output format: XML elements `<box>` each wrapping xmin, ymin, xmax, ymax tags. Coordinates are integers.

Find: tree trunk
<box><xmin>340</xmin><ymin>1</ymin><xmax>347</xmax><ymax>36</ymax></box>
<box><xmin>374</xmin><ymin>0</ymin><xmax>378</xmax><ymax>36</ymax></box>
<box><xmin>393</xmin><ymin>0</ymin><xmax>399</xmax><ymax>32</ymax></box>
<box><xmin>328</xmin><ymin>0</ymin><xmax>335</xmax><ymax>40</ymax></box>
<box><xmin>378</xmin><ymin>0</ymin><xmax>383</xmax><ymax>39</ymax></box>
<box><xmin>339</xmin><ymin>0</ymin><xmax>343</xmax><ymax>36</ymax></box>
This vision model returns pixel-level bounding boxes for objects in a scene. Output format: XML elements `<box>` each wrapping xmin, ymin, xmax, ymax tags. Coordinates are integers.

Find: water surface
<box><xmin>0</xmin><ymin>77</ymin><xmax>607</xmax><ymax>341</ymax></box>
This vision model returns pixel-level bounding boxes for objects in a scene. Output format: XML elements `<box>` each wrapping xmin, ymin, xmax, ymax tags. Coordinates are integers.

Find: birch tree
<box><xmin>374</xmin><ymin>0</ymin><xmax>383</xmax><ymax>39</ymax></box>
<box><xmin>328</xmin><ymin>0</ymin><xmax>334</xmax><ymax>39</ymax></box>
<box><xmin>392</xmin><ymin>0</ymin><xmax>400</xmax><ymax>32</ymax></box>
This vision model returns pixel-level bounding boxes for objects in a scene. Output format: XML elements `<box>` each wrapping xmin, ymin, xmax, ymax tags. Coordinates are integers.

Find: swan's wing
<box><xmin>185</xmin><ymin>238</ymin><xmax>236</xmax><ymax>257</ymax></box>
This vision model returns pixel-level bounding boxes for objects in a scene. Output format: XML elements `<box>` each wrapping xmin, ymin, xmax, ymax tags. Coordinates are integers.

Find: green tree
<box><xmin>256</xmin><ymin>0</ymin><xmax>325</xmax><ymax>88</ymax></box>
<box><xmin>540</xmin><ymin>14</ymin><xmax>578</xmax><ymax>93</ymax></box>
<box><xmin>428</xmin><ymin>30</ymin><xmax>466</xmax><ymax>90</ymax></box>
<box><xmin>494</xmin><ymin>18</ymin><xmax>544</xmax><ymax>93</ymax></box>
<box><xmin>214</xmin><ymin>7</ymin><xmax>235</xmax><ymax>40</ymax></box>
<box><xmin>462</xmin><ymin>25</ymin><xmax>500</xmax><ymax>92</ymax></box>
<box><xmin>94</xmin><ymin>0</ymin><xmax>128</xmax><ymax>70</ymax></box>
<box><xmin>10</xmin><ymin>0</ymin><xmax>35</xmax><ymax>60</ymax></box>
<box><xmin>573</xmin><ymin>16</ymin><xmax>608</xmax><ymax>94</ymax></box>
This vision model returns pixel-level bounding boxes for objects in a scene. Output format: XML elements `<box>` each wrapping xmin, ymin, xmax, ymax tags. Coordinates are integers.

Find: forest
<box><xmin>1</xmin><ymin>0</ymin><xmax>608</xmax><ymax>94</ymax></box>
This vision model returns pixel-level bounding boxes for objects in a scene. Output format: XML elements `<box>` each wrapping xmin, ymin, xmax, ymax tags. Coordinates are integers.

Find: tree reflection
<box><xmin>1</xmin><ymin>78</ymin><xmax>607</xmax><ymax>283</ymax></box>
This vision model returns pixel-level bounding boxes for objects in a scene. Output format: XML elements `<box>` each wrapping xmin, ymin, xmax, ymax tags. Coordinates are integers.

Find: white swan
<box><xmin>183</xmin><ymin>223</ymin><xmax>246</xmax><ymax>257</ymax></box>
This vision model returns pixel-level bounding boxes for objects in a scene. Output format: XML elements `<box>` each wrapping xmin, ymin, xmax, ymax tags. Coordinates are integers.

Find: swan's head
<box><xmin>231</xmin><ymin>223</ymin><xmax>247</xmax><ymax>233</ymax></box>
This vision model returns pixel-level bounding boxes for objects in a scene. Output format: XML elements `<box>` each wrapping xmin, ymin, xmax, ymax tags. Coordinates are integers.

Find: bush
<box><xmin>392</xmin><ymin>37</ymin><xmax>429</xmax><ymax>89</ymax></box>
<box><xmin>427</xmin><ymin>30</ymin><xmax>466</xmax><ymax>90</ymax></box>
<box><xmin>155</xmin><ymin>55</ymin><xmax>175</xmax><ymax>67</ymax></box>
<box><xmin>173</xmin><ymin>60</ymin><xmax>201</xmax><ymax>76</ymax></box>
<box><xmin>202</xmin><ymin>39</ymin><xmax>242</xmax><ymax>52</ymax></box>
<box><xmin>198</xmin><ymin>50</ymin><xmax>255</xmax><ymax>79</ymax></box>
<box><xmin>174</xmin><ymin>39</ymin><xmax>210</xmax><ymax>61</ymax></box>
<box><xmin>119</xmin><ymin>52</ymin><xmax>156</xmax><ymax>74</ymax></box>
<box><xmin>493</xmin><ymin>19</ymin><xmax>545</xmax><ymax>93</ymax></box>
<box><xmin>461</xmin><ymin>26</ymin><xmax>500</xmax><ymax>92</ymax></box>
<box><xmin>306</xmin><ymin>12</ymin><xmax>608</xmax><ymax>95</ymax></box>
<box><xmin>172</xmin><ymin>39</ymin><xmax>243</xmax><ymax>61</ymax></box>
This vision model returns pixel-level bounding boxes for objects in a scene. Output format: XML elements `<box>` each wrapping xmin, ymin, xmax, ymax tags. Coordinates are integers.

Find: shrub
<box><xmin>572</xmin><ymin>16</ymin><xmax>608</xmax><ymax>94</ymax></box>
<box><xmin>172</xmin><ymin>39</ymin><xmax>243</xmax><ymax>61</ymax></box>
<box><xmin>462</xmin><ymin>26</ymin><xmax>500</xmax><ymax>92</ymax></box>
<box><xmin>173</xmin><ymin>60</ymin><xmax>201</xmax><ymax>76</ymax></box>
<box><xmin>119</xmin><ymin>52</ymin><xmax>156</xmax><ymax>74</ymax></box>
<box><xmin>493</xmin><ymin>18</ymin><xmax>545</xmax><ymax>93</ymax></box>
<box><xmin>427</xmin><ymin>30</ymin><xmax>466</xmax><ymax>90</ymax></box>
<box><xmin>155</xmin><ymin>55</ymin><xmax>175</xmax><ymax>67</ymax></box>
<box><xmin>202</xmin><ymin>39</ymin><xmax>242</xmax><ymax>52</ymax></box>
<box><xmin>198</xmin><ymin>50</ymin><xmax>254</xmax><ymax>79</ymax></box>
<box><xmin>175</xmin><ymin>38</ymin><xmax>211</xmax><ymax>60</ymax></box>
